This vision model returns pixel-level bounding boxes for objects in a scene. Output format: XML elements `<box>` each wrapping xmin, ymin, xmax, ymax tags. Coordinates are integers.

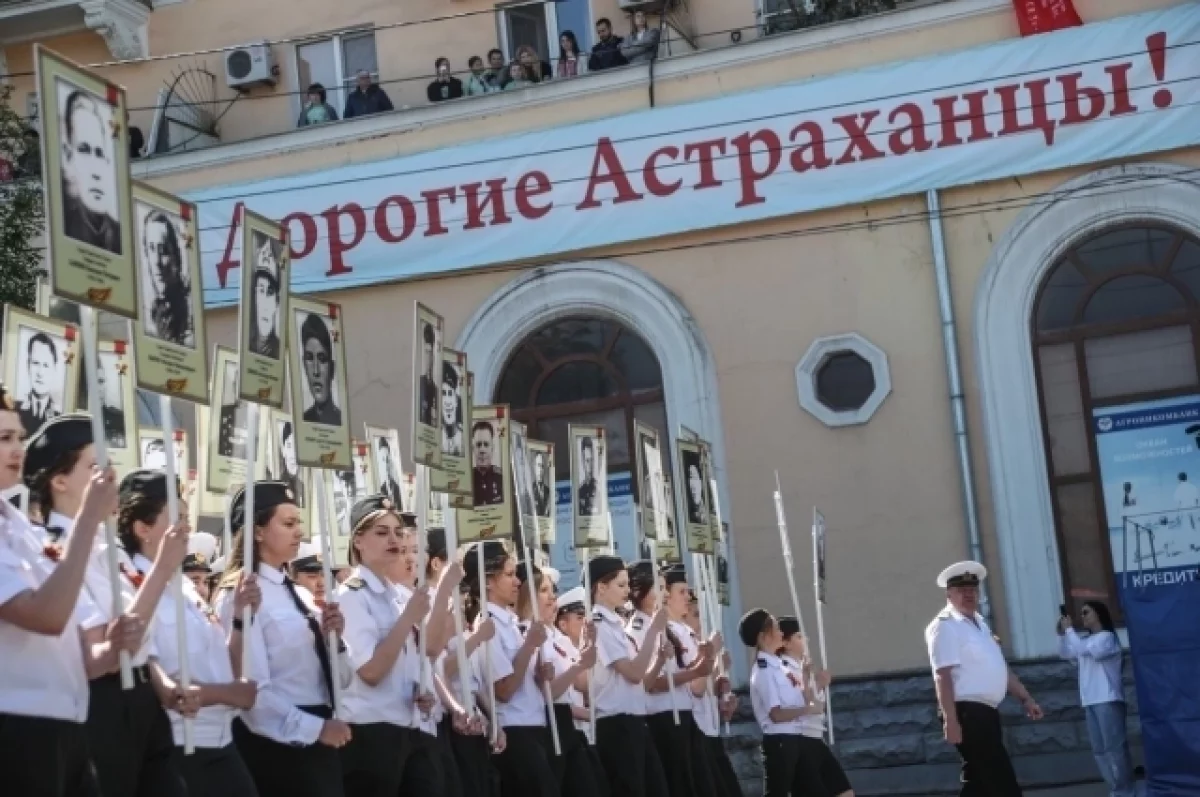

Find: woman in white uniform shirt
<box><xmin>684</xmin><ymin>595</ymin><xmax>743</xmax><ymax>797</ymax></box>
<box><xmin>589</xmin><ymin>555</ymin><xmax>671</xmax><ymax>797</ymax></box>
<box><xmin>23</xmin><ymin>414</ymin><xmax>189</xmax><ymax>797</ymax></box>
<box><xmin>445</xmin><ymin>578</ymin><xmax>502</xmax><ymax>797</ymax></box>
<box><xmin>213</xmin><ymin>481</ymin><xmax>352</xmax><ymax>797</ymax></box>
<box><xmin>1058</xmin><ymin>602</ymin><xmax>1136</xmax><ymax>797</ymax></box>
<box><xmin>0</xmin><ymin>384</ymin><xmax>120</xmax><ymax>797</ymax></box>
<box><xmin>117</xmin><ymin>469</ymin><xmax>260</xmax><ymax>797</ymax></box>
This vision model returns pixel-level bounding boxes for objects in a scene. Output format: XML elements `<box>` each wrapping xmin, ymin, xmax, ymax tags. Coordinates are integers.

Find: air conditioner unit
<box><xmin>224</xmin><ymin>43</ymin><xmax>276</xmax><ymax>90</ymax></box>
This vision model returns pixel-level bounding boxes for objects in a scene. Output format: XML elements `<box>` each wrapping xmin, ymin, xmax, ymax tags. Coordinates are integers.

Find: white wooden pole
<box><xmin>478</xmin><ymin>547</ymin><xmax>498</xmax><ymax>746</ymax></box>
<box><xmin>812</xmin><ymin>509</ymin><xmax>833</xmax><ymax>745</ymax></box>
<box><xmin>773</xmin><ymin>472</ymin><xmax>806</xmax><ymax>636</ymax></box>
<box><xmin>313</xmin><ymin>469</ymin><xmax>341</xmax><ymax>718</ymax></box>
<box><xmin>240</xmin><ymin>403</ymin><xmax>259</xmax><ymax>677</ymax></box>
<box><xmin>580</xmin><ymin>545</ymin><xmax>596</xmax><ymax>746</ymax></box>
<box><xmin>161</xmin><ymin>396</ymin><xmax>195</xmax><ymax>753</ymax></box>
<box><xmin>415</xmin><ymin>465</ymin><xmax>431</xmax><ymax>718</ymax></box>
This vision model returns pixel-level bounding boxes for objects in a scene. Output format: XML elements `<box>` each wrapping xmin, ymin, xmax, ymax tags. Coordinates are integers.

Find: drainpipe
<box><xmin>926</xmin><ymin>189</ymin><xmax>992</xmax><ymax>622</ymax></box>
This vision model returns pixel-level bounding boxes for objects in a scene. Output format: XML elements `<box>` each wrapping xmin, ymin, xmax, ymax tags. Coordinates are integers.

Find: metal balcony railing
<box><xmin>760</xmin><ymin>0</ymin><xmax>919</xmax><ymax>35</ymax></box>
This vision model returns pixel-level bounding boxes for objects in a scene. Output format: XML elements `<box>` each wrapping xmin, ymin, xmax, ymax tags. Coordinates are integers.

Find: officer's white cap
<box><xmin>544</xmin><ymin>566</ymin><xmax>561</xmax><ymax>586</ymax></box>
<box><xmin>210</xmin><ymin>554</ymin><xmax>228</xmax><ymax>576</ymax></box>
<box><xmin>936</xmin><ymin>560</ymin><xmax>987</xmax><ymax>589</ymax></box>
<box><xmin>188</xmin><ymin>531</ymin><xmax>217</xmax><ymax>560</ymax></box>
<box><xmin>292</xmin><ymin>540</ymin><xmax>321</xmax><ymax>563</ymax></box>
<box><xmin>556</xmin><ymin>586</ymin><xmax>586</xmax><ymax>610</ymax></box>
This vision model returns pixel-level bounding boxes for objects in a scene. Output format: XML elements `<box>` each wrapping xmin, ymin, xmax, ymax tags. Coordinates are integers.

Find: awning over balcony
<box><xmin>0</xmin><ymin>0</ymin><xmax>151</xmax><ymax>59</ymax></box>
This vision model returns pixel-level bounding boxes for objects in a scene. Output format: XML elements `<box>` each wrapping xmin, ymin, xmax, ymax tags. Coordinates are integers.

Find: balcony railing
<box><xmin>760</xmin><ymin>0</ymin><xmax>916</xmax><ymax>35</ymax></box>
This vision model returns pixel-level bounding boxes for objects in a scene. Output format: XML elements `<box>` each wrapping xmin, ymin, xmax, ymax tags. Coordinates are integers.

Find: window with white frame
<box><xmin>295</xmin><ymin>30</ymin><xmax>379</xmax><ymax>120</ymax></box>
<box><xmin>497</xmin><ymin>0</ymin><xmax>559</xmax><ymax>63</ymax></box>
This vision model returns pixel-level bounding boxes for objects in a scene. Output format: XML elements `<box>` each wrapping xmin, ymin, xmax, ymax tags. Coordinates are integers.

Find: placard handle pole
<box><xmin>161</xmin><ymin>395</ymin><xmax>195</xmax><ymax>753</ymax></box>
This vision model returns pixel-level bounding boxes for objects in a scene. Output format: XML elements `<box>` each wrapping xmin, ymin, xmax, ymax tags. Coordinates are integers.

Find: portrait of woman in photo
<box><xmin>682</xmin><ymin>452</ymin><xmax>708</xmax><ymax>526</ymax></box>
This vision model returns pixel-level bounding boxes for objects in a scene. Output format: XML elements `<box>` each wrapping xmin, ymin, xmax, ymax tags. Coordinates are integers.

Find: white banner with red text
<box><xmin>190</xmin><ymin>5</ymin><xmax>1200</xmax><ymax>307</ymax></box>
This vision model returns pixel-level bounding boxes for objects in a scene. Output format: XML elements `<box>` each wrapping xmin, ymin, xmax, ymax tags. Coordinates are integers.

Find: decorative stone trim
<box><xmin>80</xmin><ymin>0</ymin><xmax>150</xmax><ymax>60</ymax></box>
<box><xmin>795</xmin><ymin>332</ymin><xmax>891</xmax><ymax>427</ymax></box>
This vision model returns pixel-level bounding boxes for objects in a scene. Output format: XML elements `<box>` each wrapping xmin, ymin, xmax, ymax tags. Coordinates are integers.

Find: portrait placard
<box><xmin>570</xmin><ymin>424</ymin><xmax>609</xmax><ymax>549</ymax></box>
<box><xmin>237</xmin><ymin>209</ymin><xmax>289</xmax><ymax>408</ymax></box>
<box><xmin>412</xmin><ymin>302</ymin><xmax>443</xmax><ymax>468</ymax></box>
<box><xmin>36</xmin><ymin>46</ymin><xmax>137</xmax><ymax>318</ymax></box>
<box><xmin>510</xmin><ymin>421</ymin><xmax>537</xmax><ymax>549</ymax></box>
<box><xmin>431</xmin><ymin>349</ymin><xmax>472</xmax><ymax>507</ymax></box>
<box><xmin>717</xmin><ymin>521</ymin><xmax>731</xmax><ymax>606</ymax></box>
<box><xmin>527</xmin><ymin>439</ymin><xmax>555</xmax><ymax>546</ymax></box>
<box><xmin>206</xmin><ymin>346</ymin><xmax>251</xmax><ymax>494</ymax></box>
<box><xmin>702</xmin><ymin>441</ymin><xmax>721</xmax><ymax>552</ymax></box>
<box><xmin>457</xmin><ymin>404</ymin><xmax>512</xmax><ymax>543</ymax></box>
<box><xmin>365</xmin><ymin>426</ymin><xmax>405</xmax><ymax>510</ymax></box>
<box><xmin>288</xmin><ymin>297</ymin><xmax>351</xmax><ymax>470</ymax></box>
<box><xmin>139</xmin><ymin>427</ymin><xmax>187</xmax><ymax>480</ymax></box>
<box><xmin>194</xmin><ymin>402</ymin><xmax>267</xmax><ymax>518</ymax></box>
<box><xmin>76</xmin><ymin>339</ymin><xmax>139</xmax><ymax>475</ymax></box>
<box><xmin>131</xmin><ymin>181</ymin><xmax>208</xmax><ymax>403</ymax></box>
<box><xmin>633</xmin><ymin>421</ymin><xmax>667</xmax><ymax>545</ymax></box>
<box><xmin>318</xmin><ymin>469</ymin><xmax>351</xmax><ymax>568</ymax></box>
<box><xmin>273</xmin><ymin>410</ymin><xmax>308</xmax><ymax>510</ymax></box>
<box><xmin>814</xmin><ymin>509</ymin><xmax>827</xmax><ymax>605</ymax></box>
<box><xmin>401</xmin><ymin>471</ymin><xmax>416</xmax><ymax>516</ymax></box>
<box><xmin>676</xmin><ymin>438</ymin><xmax>713</xmax><ymax>554</ymax></box>
<box><xmin>428</xmin><ymin>487</ymin><xmax>446</xmax><ymax>530</ymax></box>
<box><xmin>2</xmin><ymin>306</ymin><xmax>81</xmax><ymax>439</ymax></box>
<box><xmin>657</xmin><ymin>477</ymin><xmax>682</xmax><ymax>563</ymax></box>
<box><xmin>352</xmin><ymin>441</ymin><xmax>371</xmax><ymax>496</ymax></box>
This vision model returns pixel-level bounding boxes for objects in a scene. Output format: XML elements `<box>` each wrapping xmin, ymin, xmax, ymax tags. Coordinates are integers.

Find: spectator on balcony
<box><xmin>427</xmin><ymin>57</ymin><xmax>464</xmax><ymax>103</ymax></box>
<box><xmin>343</xmin><ymin>70</ymin><xmax>394</xmax><ymax>119</ymax></box>
<box><xmin>622</xmin><ymin>10</ymin><xmax>661</xmax><ymax>65</ymax></box>
<box><xmin>589</xmin><ymin>18</ymin><xmax>628</xmax><ymax>72</ymax></box>
<box><xmin>503</xmin><ymin>63</ymin><xmax>534</xmax><ymax>91</ymax></box>
<box><xmin>487</xmin><ymin>48</ymin><xmax>509</xmax><ymax>90</ymax></box>
<box><xmin>466</xmin><ymin>56</ymin><xmax>498</xmax><ymax>96</ymax></box>
<box><xmin>297</xmin><ymin>83</ymin><xmax>339</xmax><ymax>127</ymax></box>
<box><xmin>516</xmin><ymin>45</ymin><xmax>552</xmax><ymax>84</ymax></box>
<box><xmin>556</xmin><ymin>31</ymin><xmax>588</xmax><ymax>79</ymax></box>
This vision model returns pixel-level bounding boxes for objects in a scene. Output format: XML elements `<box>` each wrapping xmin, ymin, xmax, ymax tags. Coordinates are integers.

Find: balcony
<box><xmin>0</xmin><ymin>0</ymin><xmax>152</xmax><ymax>59</ymax></box>
<box><xmin>759</xmin><ymin>0</ymin><xmax>919</xmax><ymax>35</ymax></box>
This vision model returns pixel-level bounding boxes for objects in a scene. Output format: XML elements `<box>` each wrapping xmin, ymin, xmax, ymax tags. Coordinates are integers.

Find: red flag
<box><xmin>1013</xmin><ymin>0</ymin><xmax>1082</xmax><ymax>36</ymax></box>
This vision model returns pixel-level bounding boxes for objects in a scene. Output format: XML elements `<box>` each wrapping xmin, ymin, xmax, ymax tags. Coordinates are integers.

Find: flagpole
<box><xmin>240</xmin><ymin>403</ymin><xmax>259</xmax><ymax>677</ymax></box>
<box><xmin>161</xmin><ymin>396</ymin><xmax>194</xmax><ymax>753</ymax></box>
<box><xmin>415</xmin><ymin>464</ymin><xmax>431</xmax><ymax>720</ymax></box>
<box><xmin>812</xmin><ymin>509</ymin><xmax>833</xmax><ymax>745</ymax></box>
<box><xmin>773</xmin><ymin>472</ymin><xmax>806</xmax><ymax>636</ymax></box>
<box><xmin>313</xmin><ymin>469</ymin><xmax>342</xmax><ymax>718</ymax></box>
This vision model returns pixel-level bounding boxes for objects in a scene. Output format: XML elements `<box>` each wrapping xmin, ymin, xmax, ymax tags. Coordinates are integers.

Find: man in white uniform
<box><xmin>925</xmin><ymin>561</ymin><xmax>1043</xmax><ymax>796</ymax></box>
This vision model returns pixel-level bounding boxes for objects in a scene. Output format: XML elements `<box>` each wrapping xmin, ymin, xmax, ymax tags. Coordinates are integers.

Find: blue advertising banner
<box><xmin>546</xmin><ymin>472</ymin><xmax>639</xmax><ymax>590</ymax></box>
<box><xmin>1092</xmin><ymin>396</ymin><xmax>1200</xmax><ymax>794</ymax></box>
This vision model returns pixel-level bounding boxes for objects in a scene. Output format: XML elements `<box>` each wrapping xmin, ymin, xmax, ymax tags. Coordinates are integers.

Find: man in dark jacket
<box><xmin>426</xmin><ymin>57</ymin><xmax>464</xmax><ymax>103</ymax></box>
<box><xmin>589</xmin><ymin>17</ymin><xmax>628</xmax><ymax>71</ymax></box>
<box><xmin>344</xmin><ymin>70</ymin><xmax>394</xmax><ymax>119</ymax></box>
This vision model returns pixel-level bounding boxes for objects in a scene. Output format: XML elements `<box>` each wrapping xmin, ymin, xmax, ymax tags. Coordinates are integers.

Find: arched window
<box><xmin>495</xmin><ymin>316</ymin><xmax>667</xmax><ymax>480</ymax></box>
<box><xmin>1033</xmin><ymin>224</ymin><xmax>1200</xmax><ymax>619</ymax></box>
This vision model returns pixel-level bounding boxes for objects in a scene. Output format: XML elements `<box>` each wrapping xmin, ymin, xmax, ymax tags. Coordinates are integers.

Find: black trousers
<box><xmin>86</xmin><ymin>670</ymin><xmax>188</xmax><ymax>797</ymax></box>
<box><xmin>0</xmin><ymin>713</ymin><xmax>100</xmax><ymax>797</ymax></box>
<box><xmin>400</xmin><ymin>726</ymin><xmax>446</xmax><ymax>797</ymax></box>
<box><xmin>552</xmin><ymin>703</ymin><xmax>604</xmax><ymax>797</ymax></box>
<box><xmin>172</xmin><ymin>743</ymin><xmax>259</xmax><ymax>797</ymax></box>
<box><xmin>595</xmin><ymin>714</ymin><xmax>669</xmax><ymax>797</ymax></box>
<box><xmin>438</xmin><ymin>717</ymin><xmax>465</xmax><ymax>797</ymax></box>
<box><xmin>449</xmin><ymin>726</ymin><xmax>493</xmax><ymax>797</ymax></box>
<box><xmin>703</xmin><ymin>734</ymin><xmax>745</xmax><ymax>797</ymax></box>
<box><xmin>233</xmin><ymin>714</ymin><xmax>344</xmax><ymax>797</ymax></box>
<box><xmin>762</xmin><ymin>734</ymin><xmax>833</xmax><ymax>797</ymax></box>
<box><xmin>954</xmin><ymin>701</ymin><xmax>1022</xmax><ymax>797</ymax></box>
<box><xmin>495</xmin><ymin>725</ymin><xmax>560</xmax><ymax>797</ymax></box>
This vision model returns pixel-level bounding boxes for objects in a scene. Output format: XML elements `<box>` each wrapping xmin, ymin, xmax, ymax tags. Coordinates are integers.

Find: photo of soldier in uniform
<box><xmin>142</xmin><ymin>437</ymin><xmax>167</xmax><ymax>470</ymax></box>
<box><xmin>512</xmin><ymin>424</ymin><xmax>535</xmax><ymax>521</ymax></box>
<box><xmin>136</xmin><ymin>204</ymin><xmax>194</xmax><ymax>347</ymax></box>
<box><xmin>576</xmin><ymin>435</ymin><xmax>601</xmax><ymax>518</ymax></box>
<box><xmin>374</xmin><ymin>435</ymin><xmax>403</xmax><ymax>509</ymax></box>
<box><xmin>682</xmin><ymin>449</ymin><xmax>709</xmax><ymax>526</ymax></box>
<box><xmin>418</xmin><ymin>321</ymin><xmax>437</xmax><ymax>427</ymax></box>
<box><xmin>249</xmin><ymin>230</ymin><xmax>282</xmax><ymax>359</ymax></box>
<box><xmin>441</xmin><ymin>360</ymin><xmax>463</xmax><ymax>457</ymax></box>
<box><xmin>297</xmin><ymin>311</ymin><xmax>342</xmax><ymax>426</ymax></box>
<box><xmin>533</xmin><ymin>447</ymin><xmax>552</xmax><ymax>518</ymax></box>
<box><xmin>95</xmin><ymin>350</ymin><xmax>126</xmax><ymax>448</ymax></box>
<box><xmin>278</xmin><ymin>419</ymin><xmax>306</xmax><ymax>508</ymax></box>
<box><xmin>14</xmin><ymin>327</ymin><xmax>66</xmax><ymax>437</ymax></box>
<box><xmin>217</xmin><ymin>360</ymin><xmax>247</xmax><ymax>459</ymax></box>
<box><xmin>57</xmin><ymin>81</ymin><xmax>121</xmax><ymax>254</ymax></box>
<box><xmin>471</xmin><ymin>419</ymin><xmax>504</xmax><ymax>507</ymax></box>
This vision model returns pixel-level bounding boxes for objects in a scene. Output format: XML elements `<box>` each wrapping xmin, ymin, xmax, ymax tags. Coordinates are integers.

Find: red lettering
<box><xmin>282</xmin><ymin>212</ymin><xmax>318</xmax><ymax>260</ymax></box>
<box><xmin>788</xmin><ymin>121</ymin><xmax>832</xmax><ymax>173</ymax></box>
<box><xmin>422</xmin><ymin>187</ymin><xmax>458</xmax><ymax>237</ymax></box>
<box><xmin>642</xmin><ymin>146</ymin><xmax>682</xmax><ymax>198</ymax></box>
<box><xmin>730</xmin><ymin>130</ymin><xmax>781</xmax><ymax>208</ymax></box>
<box><xmin>577</xmin><ymin>138</ymin><xmax>645</xmax><ymax>210</ymax></box>
<box><xmin>1057</xmin><ymin>72</ymin><xmax>1104</xmax><ymax>125</ymax></box>
<box><xmin>215</xmin><ymin>202</ymin><xmax>244</xmax><ymax>289</ymax></box>
<box><xmin>833</xmin><ymin>111</ymin><xmax>885</xmax><ymax>165</ymax></box>
<box><xmin>683</xmin><ymin>138</ymin><xmax>726</xmax><ymax>189</ymax></box>
<box><xmin>1104</xmin><ymin>63</ymin><xmax>1137</xmax><ymax>116</ymax></box>
<box><xmin>463</xmin><ymin>179</ymin><xmax>512</xmax><ymax>230</ymax></box>
<box><xmin>515</xmin><ymin>171</ymin><xmax>552</xmax><ymax>219</ymax></box>
<box><xmin>319</xmin><ymin>203</ymin><xmax>366</xmax><ymax>277</ymax></box>
<box><xmin>995</xmin><ymin>79</ymin><xmax>1055</xmax><ymax>147</ymax></box>
<box><xmin>374</xmin><ymin>195</ymin><xmax>417</xmax><ymax>244</ymax></box>
<box><xmin>887</xmin><ymin>103</ymin><xmax>933</xmax><ymax>155</ymax></box>
<box><xmin>931</xmin><ymin>90</ymin><xmax>992</xmax><ymax>147</ymax></box>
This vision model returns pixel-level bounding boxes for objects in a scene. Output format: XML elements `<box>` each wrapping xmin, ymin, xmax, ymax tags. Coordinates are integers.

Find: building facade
<box><xmin>4</xmin><ymin>0</ymin><xmax>1198</xmax><ymax>694</ymax></box>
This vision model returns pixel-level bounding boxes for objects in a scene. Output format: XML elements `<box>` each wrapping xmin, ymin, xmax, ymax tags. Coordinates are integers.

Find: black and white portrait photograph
<box><xmin>419</xmin><ymin>320</ymin><xmax>438</xmax><ymax>427</ymax></box>
<box><xmin>372</xmin><ymin>432</ymin><xmax>404</xmax><ymax>509</ymax></box>
<box><xmin>217</xmin><ymin>360</ymin><xmax>247</xmax><ymax>459</ymax></box>
<box><xmin>411</xmin><ymin>303</ymin><xmax>444</xmax><ymax>467</ymax></box>
<box><xmin>533</xmin><ymin>445</ymin><xmax>552</xmax><ymax>518</ymax></box>
<box><xmin>136</xmin><ymin>202</ymin><xmax>194</xmax><ymax>347</ymax></box>
<box><xmin>96</xmin><ymin>350</ymin><xmax>126</xmax><ymax>449</ymax></box>
<box><xmin>142</xmin><ymin>436</ymin><xmax>167</xmax><ymax>470</ymax></box>
<box><xmin>471</xmin><ymin>419</ymin><xmax>505</xmax><ymax>507</ymax></box>
<box><xmin>441</xmin><ymin>359</ymin><xmax>463</xmax><ymax>457</ymax></box>
<box><xmin>278</xmin><ymin>419</ymin><xmax>306</xmax><ymax>508</ymax></box>
<box><xmin>57</xmin><ymin>79</ymin><xmax>121</xmax><ymax>255</ymax></box>
<box><xmin>682</xmin><ymin>449</ymin><xmax>709</xmax><ymax>526</ymax></box>
<box><xmin>576</xmin><ymin>435</ymin><xmax>603</xmax><ymax>518</ymax></box>
<box><xmin>13</xmin><ymin>325</ymin><xmax>67</xmax><ymax>437</ymax></box>
<box><xmin>250</xmin><ymin>230</ymin><xmax>282</xmax><ymax>359</ymax></box>
<box><xmin>296</xmin><ymin>310</ymin><xmax>342</xmax><ymax>426</ymax></box>
<box><xmin>511</xmin><ymin>422</ymin><xmax>535</xmax><ymax>522</ymax></box>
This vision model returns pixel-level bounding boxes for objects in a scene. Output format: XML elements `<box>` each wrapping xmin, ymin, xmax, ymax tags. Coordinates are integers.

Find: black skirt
<box><xmin>553</xmin><ymin>703</ymin><xmax>605</xmax><ymax>797</ymax></box>
<box><xmin>172</xmin><ymin>743</ymin><xmax>259</xmax><ymax>797</ymax></box>
<box><xmin>0</xmin><ymin>712</ymin><xmax>100</xmax><ymax>797</ymax></box>
<box><xmin>448</xmin><ymin>721</ymin><xmax>494</xmax><ymax>797</ymax></box>
<box><xmin>494</xmin><ymin>724</ymin><xmax>559</xmax><ymax>797</ymax></box>
<box><xmin>86</xmin><ymin>668</ymin><xmax>187</xmax><ymax>797</ymax></box>
<box><xmin>233</xmin><ymin>708</ymin><xmax>343</xmax><ymax>797</ymax></box>
<box><xmin>594</xmin><ymin>714</ymin><xmax>669</xmax><ymax>797</ymax></box>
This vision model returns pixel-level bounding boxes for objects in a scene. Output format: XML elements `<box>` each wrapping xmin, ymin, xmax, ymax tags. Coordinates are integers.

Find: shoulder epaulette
<box><xmin>631</xmin><ymin>617</ymin><xmax>644</xmax><ymax>631</ymax></box>
<box><xmin>343</xmin><ymin>577</ymin><xmax>365</xmax><ymax>591</ymax></box>
<box><xmin>756</xmin><ymin>657</ymin><xmax>768</xmax><ymax>668</ymax></box>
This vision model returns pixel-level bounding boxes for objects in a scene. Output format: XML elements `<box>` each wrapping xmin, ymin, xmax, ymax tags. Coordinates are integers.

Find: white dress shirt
<box><xmin>592</xmin><ymin>604</ymin><xmax>645</xmax><ymax>718</ymax></box>
<box><xmin>485</xmin><ymin>602</ymin><xmax>548</xmax><ymax>728</ymax></box>
<box><xmin>544</xmin><ymin>628</ymin><xmax>582</xmax><ymax>708</ymax></box>
<box><xmin>216</xmin><ymin>563</ymin><xmax>346</xmax><ymax>746</ymax></box>
<box><xmin>750</xmin><ymin>651</ymin><xmax>805</xmax><ymax>735</ymax></box>
<box><xmin>782</xmin><ymin>654</ymin><xmax>825</xmax><ymax>738</ymax></box>
<box><xmin>925</xmin><ymin>605</ymin><xmax>1008</xmax><ymax>708</ymax></box>
<box><xmin>1059</xmin><ymin>629</ymin><xmax>1124</xmax><ymax>707</ymax></box>
<box><xmin>640</xmin><ymin>618</ymin><xmax>695</xmax><ymax>715</ymax></box>
<box><xmin>442</xmin><ymin>631</ymin><xmax>483</xmax><ymax>710</ymax></box>
<box><xmin>0</xmin><ymin>502</ymin><xmax>95</xmax><ymax>722</ymax></box>
<box><xmin>139</xmin><ymin>553</ymin><xmax>237</xmax><ymax>747</ymax></box>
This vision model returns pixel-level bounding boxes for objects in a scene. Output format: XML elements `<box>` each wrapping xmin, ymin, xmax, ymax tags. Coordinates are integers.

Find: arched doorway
<box><xmin>1032</xmin><ymin>224</ymin><xmax>1200</xmax><ymax>620</ymax></box>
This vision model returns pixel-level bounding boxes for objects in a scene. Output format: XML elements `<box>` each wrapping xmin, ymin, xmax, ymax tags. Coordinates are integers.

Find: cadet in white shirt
<box><xmin>23</xmin><ymin>413</ymin><xmax>190</xmax><ymax>797</ymax></box>
<box><xmin>468</xmin><ymin>540</ymin><xmax>560</xmax><ymax>797</ymax></box>
<box><xmin>741</xmin><ymin>607</ymin><xmax>826</xmax><ymax>797</ymax></box>
<box><xmin>555</xmin><ymin>587</ymin><xmax>613</xmax><ymax>797</ymax></box>
<box><xmin>684</xmin><ymin>594</ymin><xmax>743</xmax><ymax>797</ymax></box>
<box><xmin>925</xmin><ymin>561</ymin><xmax>1042</xmax><ymax>797</ymax></box>
<box><xmin>213</xmin><ymin>481</ymin><xmax>352</xmax><ymax>797</ymax></box>
<box><xmin>453</xmin><ymin>559</ymin><xmax>506</xmax><ymax>797</ymax></box>
<box><xmin>1058</xmin><ymin>601</ymin><xmax>1135</xmax><ymax>797</ymax></box>
<box><xmin>589</xmin><ymin>554</ymin><xmax>671</xmax><ymax>797</ymax></box>
<box><xmin>291</xmin><ymin>541</ymin><xmax>328</xmax><ymax>608</ymax></box>
<box><xmin>117</xmin><ymin>469</ymin><xmax>261</xmax><ymax>797</ymax></box>
<box><xmin>0</xmin><ymin>385</ymin><xmax>117</xmax><ymax>797</ymax></box>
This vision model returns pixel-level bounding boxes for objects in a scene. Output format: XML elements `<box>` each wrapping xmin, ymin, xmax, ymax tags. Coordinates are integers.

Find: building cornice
<box><xmin>81</xmin><ymin>0</ymin><xmax>150</xmax><ymax>60</ymax></box>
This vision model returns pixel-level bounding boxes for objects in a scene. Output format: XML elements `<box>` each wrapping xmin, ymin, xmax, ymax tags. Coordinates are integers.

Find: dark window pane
<box><xmin>529</xmin><ymin>318</ymin><xmax>611</xmax><ymax>362</ymax></box>
<box><xmin>1075</xmin><ymin>226</ymin><xmax>1176</xmax><ymax>277</ymax></box>
<box><xmin>1055</xmin><ymin>481</ymin><xmax>1120</xmax><ymax>623</ymax></box>
<box><xmin>538</xmin><ymin>408</ymin><xmax>630</xmax><ymax>475</ymax></box>
<box><xmin>1081</xmin><ymin>275</ymin><xmax>1185</xmax><ymax>326</ymax></box>
<box><xmin>815</xmin><ymin>352</ymin><xmax>875</xmax><ymax>412</ymax></box>
<box><xmin>537</xmin><ymin>362</ymin><xmax>620</xmax><ymax>405</ymax></box>
<box><xmin>1036</xmin><ymin>260</ymin><xmax>1090</xmax><ymax>331</ymax></box>
<box><xmin>496</xmin><ymin>346</ymin><xmax>541</xmax><ymax>409</ymax></box>
<box><xmin>609</xmin><ymin>329</ymin><xmax>662</xmax><ymax>391</ymax></box>
<box><xmin>1169</xmin><ymin>239</ymin><xmax>1200</xmax><ymax>301</ymax></box>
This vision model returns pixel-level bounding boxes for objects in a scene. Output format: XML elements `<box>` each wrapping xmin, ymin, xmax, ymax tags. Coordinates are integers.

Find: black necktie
<box><xmin>282</xmin><ymin>576</ymin><xmax>335</xmax><ymax>705</ymax></box>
